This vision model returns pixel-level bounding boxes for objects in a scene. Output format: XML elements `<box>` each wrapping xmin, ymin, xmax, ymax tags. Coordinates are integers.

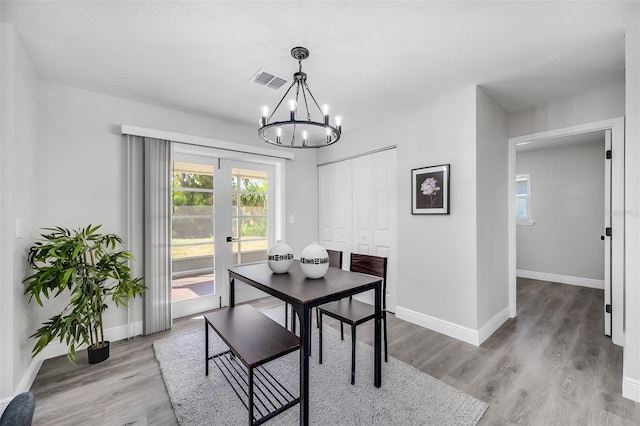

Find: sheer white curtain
<box><xmin>127</xmin><ymin>135</ymin><xmax>173</xmax><ymax>335</ymax></box>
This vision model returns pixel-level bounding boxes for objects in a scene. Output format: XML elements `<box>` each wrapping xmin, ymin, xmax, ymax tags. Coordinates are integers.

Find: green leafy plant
<box><xmin>23</xmin><ymin>225</ymin><xmax>145</xmax><ymax>362</ymax></box>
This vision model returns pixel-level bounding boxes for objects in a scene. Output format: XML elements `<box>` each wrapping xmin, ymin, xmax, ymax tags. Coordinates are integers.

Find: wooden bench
<box><xmin>204</xmin><ymin>305</ymin><xmax>300</xmax><ymax>425</ymax></box>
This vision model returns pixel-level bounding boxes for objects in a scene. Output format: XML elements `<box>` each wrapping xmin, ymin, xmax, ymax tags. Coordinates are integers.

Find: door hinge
<box><xmin>606</xmin><ymin>304</ymin><xmax>612</xmax><ymax>314</ymax></box>
<box><xmin>606</xmin><ymin>227</ymin><xmax>612</xmax><ymax>237</ymax></box>
<box><xmin>606</xmin><ymin>150</ymin><xmax>612</xmax><ymax>159</ymax></box>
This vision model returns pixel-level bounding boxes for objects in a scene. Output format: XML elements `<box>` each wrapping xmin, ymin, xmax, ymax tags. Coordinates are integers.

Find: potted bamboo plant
<box><xmin>23</xmin><ymin>225</ymin><xmax>145</xmax><ymax>364</ymax></box>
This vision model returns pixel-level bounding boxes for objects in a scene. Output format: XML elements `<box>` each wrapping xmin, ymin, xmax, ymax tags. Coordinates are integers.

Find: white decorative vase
<box><xmin>300</xmin><ymin>242</ymin><xmax>330</xmax><ymax>279</ymax></box>
<box><xmin>267</xmin><ymin>240</ymin><xmax>294</xmax><ymax>273</ymax></box>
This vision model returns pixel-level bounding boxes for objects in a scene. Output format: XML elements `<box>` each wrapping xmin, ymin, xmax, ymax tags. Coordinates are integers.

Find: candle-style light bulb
<box><xmin>260</xmin><ymin>106</ymin><xmax>270</xmax><ymax>126</ymax></box>
<box><xmin>287</xmin><ymin>99</ymin><xmax>297</xmax><ymax>120</ymax></box>
<box><xmin>276</xmin><ymin>127</ymin><xmax>282</xmax><ymax>144</ymax></box>
<box><xmin>321</xmin><ymin>104</ymin><xmax>330</xmax><ymax>124</ymax></box>
<box><xmin>334</xmin><ymin>116</ymin><xmax>343</xmax><ymax>133</ymax></box>
<box><xmin>302</xmin><ymin>130</ymin><xmax>308</xmax><ymax>147</ymax></box>
<box><xmin>326</xmin><ymin>127</ymin><xmax>332</xmax><ymax>143</ymax></box>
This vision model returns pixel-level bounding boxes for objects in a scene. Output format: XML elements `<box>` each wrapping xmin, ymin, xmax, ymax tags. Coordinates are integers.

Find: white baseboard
<box><xmin>40</xmin><ymin>321</ymin><xmax>144</xmax><ymax>360</ymax></box>
<box><xmin>0</xmin><ymin>357</ymin><xmax>43</xmax><ymax>415</ymax></box>
<box><xmin>517</xmin><ymin>269</ymin><xmax>604</xmax><ymax>290</ymax></box>
<box><xmin>478</xmin><ymin>307</ymin><xmax>511</xmax><ymax>345</ymax></box>
<box><xmin>395</xmin><ymin>305</ymin><xmax>510</xmax><ymax>347</ymax></box>
<box><xmin>623</xmin><ymin>376</ymin><xmax>640</xmax><ymax>402</ymax></box>
<box><xmin>16</xmin><ymin>358</ymin><xmax>42</xmax><ymax>393</ymax></box>
<box><xmin>395</xmin><ymin>306</ymin><xmax>480</xmax><ymax>346</ymax></box>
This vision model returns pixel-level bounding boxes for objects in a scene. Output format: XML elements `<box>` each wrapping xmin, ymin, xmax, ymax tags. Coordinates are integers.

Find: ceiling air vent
<box><xmin>251</xmin><ymin>69</ymin><xmax>288</xmax><ymax>89</ymax></box>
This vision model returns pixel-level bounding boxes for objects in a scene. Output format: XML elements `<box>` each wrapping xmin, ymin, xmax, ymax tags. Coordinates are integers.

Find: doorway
<box><xmin>170</xmin><ymin>145</ymin><xmax>279</xmax><ymax>319</ymax></box>
<box><xmin>508</xmin><ymin>117</ymin><xmax>624</xmax><ymax>346</ymax></box>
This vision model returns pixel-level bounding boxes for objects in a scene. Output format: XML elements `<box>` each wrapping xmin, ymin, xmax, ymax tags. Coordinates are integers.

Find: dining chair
<box><xmin>284</xmin><ymin>249</ymin><xmax>343</xmax><ymax>332</ymax></box>
<box><xmin>318</xmin><ymin>253</ymin><xmax>388</xmax><ymax>385</ymax></box>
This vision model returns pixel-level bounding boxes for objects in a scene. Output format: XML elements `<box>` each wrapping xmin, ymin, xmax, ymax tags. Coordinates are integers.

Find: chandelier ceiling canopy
<box><xmin>258</xmin><ymin>47</ymin><xmax>342</xmax><ymax>149</ymax></box>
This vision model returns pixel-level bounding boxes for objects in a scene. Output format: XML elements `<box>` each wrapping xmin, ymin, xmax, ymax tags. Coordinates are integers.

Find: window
<box><xmin>515</xmin><ymin>174</ymin><xmax>534</xmax><ymax>225</ymax></box>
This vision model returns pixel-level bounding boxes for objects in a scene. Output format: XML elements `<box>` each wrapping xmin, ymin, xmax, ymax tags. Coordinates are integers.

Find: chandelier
<box><xmin>259</xmin><ymin>47</ymin><xmax>342</xmax><ymax>148</ymax></box>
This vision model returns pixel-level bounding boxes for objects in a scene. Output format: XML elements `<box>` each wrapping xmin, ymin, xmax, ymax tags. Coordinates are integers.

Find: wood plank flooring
<box><xmin>29</xmin><ymin>279</ymin><xmax>640</xmax><ymax>425</ymax></box>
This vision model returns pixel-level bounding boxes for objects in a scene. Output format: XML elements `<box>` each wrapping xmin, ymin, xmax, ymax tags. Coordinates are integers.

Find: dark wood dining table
<box><xmin>228</xmin><ymin>260</ymin><xmax>383</xmax><ymax>425</ymax></box>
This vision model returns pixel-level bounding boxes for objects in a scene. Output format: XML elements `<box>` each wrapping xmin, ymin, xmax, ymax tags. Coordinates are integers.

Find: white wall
<box><xmin>390</xmin><ymin>86</ymin><xmax>480</xmax><ymax>331</ymax></box>
<box><xmin>476</xmin><ymin>87</ymin><xmax>509</xmax><ymax>329</ymax></box>
<box><xmin>516</xmin><ymin>141</ymin><xmax>605</xmax><ymax>282</ymax></box>
<box><xmin>0</xmin><ymin>23</ymin><xmax>41</xmax><ymax>401</ymax></box>
<box><xmin>35</xmin><ymin>81</ymin><xmax>318</xmax><ymax>332</ymax></box>
<box><xmin>509</xmin><ymin>83</ymin><xmax>625</xmax><ymax>138</ymax></box>
<box><xmin>317</xmin><ymin>86</ymin><xmax>510</xmax><ymax>345</ymax></box>
<box><xmin>0</xmin><ymin>75</ymin><xmax>318</xmax><ymax>397</ymax></box>
<box><xmin>623</xmin><ymin>24</ymin><xmax>640</xmax><ymax>402</ymax></box>
<box><xmin>318</xmin><ymin>86</ymin><xmax>483</xmax><ymax>336</ymax></box>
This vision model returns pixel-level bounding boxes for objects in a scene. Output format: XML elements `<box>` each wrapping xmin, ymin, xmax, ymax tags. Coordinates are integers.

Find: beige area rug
<box><xmin>153</xmin><ymin>307</ymin><xmax>488</xmax><ymax>425</ymax></box>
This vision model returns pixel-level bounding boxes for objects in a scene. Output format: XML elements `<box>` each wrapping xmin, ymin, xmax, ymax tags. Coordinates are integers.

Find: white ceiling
<box><xmin>1</xmin><ymin>1</ymin><xmax>638</xmax><ymax>133</ymax></box>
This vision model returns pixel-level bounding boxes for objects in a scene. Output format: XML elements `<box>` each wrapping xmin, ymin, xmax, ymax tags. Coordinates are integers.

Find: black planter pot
<box><xmin>87</xmin><ymin>341</ymin><xmax>110</xmax><ymax>364</ymax></box>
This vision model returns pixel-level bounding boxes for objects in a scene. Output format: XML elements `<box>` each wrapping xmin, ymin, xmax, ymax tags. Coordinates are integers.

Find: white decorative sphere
<box><xmin>267</xmin><ymin>241</ymin><xmax>294</xmax><ymax>274</ymax></box>
<box><xmin>300</xmin><ymin>242</ymin><xmax>330</xmax><ymax>279</ymax></box>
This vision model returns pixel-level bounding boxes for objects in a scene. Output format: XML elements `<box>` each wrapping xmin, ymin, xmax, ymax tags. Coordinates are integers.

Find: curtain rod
<box><xmin>121</xmin><ymin>125</ymin><xmax>295</xmax><ymax>161</ymax></box>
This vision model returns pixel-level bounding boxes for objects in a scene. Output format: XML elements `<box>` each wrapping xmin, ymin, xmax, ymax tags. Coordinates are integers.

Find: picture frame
<box><xmin>411</xmin><ymin>164</ymin><xmax>450</xmax><ymax>215</ymax></box>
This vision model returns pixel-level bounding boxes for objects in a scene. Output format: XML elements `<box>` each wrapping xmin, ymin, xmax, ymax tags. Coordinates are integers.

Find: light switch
<box><xmin>16</xmin><ymin>217</ymin><xmax>24</xmax><ymax>239</ymax></box>
<box><xmin>289</xmin><ymin>215</ymin><xmax>295</xmax><ymax>224</ymax></box>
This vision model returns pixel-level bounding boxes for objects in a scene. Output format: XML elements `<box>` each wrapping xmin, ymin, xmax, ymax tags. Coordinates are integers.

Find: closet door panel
<box><xmin>318</xmin><ymin>161</ymin><xmax>352</xmax><ymax>264</ymax></box>
<box><xmin>372</xmin><ymin>149</ymin><xmax>397</xmax><ymax>312</ymax></box>
<box><xmin>319</xmin><ymin>165</ymin><xmax>334</xmax><ymax>244</ymax></box>
<box><xmin>352</xmin><ymin>155</ymin><xmax>373</xmax><ymax>256</ymax></box>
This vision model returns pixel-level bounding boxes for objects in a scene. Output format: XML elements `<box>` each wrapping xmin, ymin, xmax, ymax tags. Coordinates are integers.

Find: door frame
<box><xmin>507</xmin><ymin>117</ymin><xmax>625</xmax><ymax>346</ymax></box>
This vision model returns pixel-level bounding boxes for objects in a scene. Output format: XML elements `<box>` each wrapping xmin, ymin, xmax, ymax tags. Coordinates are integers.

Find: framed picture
<box><xmin>411</xmin><ymin>164</ymin><xmax>450</xmax><ymax>215</ymax></box>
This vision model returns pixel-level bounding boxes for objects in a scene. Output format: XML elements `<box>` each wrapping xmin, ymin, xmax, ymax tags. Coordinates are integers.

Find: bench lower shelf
<box><xmin>209</xmin><ymin>349</ymin><xmax>300</xmax><ymax>425</ymax></box>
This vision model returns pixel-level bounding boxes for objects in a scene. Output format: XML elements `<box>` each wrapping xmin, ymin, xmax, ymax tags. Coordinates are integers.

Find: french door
<box><xmin>171</xmin><ymin>148</ymin><xmax>275</xmax><ymax>318</ymax></box>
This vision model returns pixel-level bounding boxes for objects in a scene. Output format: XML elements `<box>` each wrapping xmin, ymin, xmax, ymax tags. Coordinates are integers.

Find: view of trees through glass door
<box><xmin>171</xmin><ymin>160</ymin><xmax>215</xmax><ymax>305</ymax></box>
<box><xmin>231</xmin><ymin>168</ymin><xmax>269</xmax><ymax>266</ymax></box>
<box><xmin>170</xmin><ymin>152</ymin><xmax>273</xmax><ymax>318</ymax></box>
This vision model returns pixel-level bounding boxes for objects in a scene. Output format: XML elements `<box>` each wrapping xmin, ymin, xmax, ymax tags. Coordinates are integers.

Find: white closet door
<box><xmin>351</xmin><ymin>149</ymin><xmax>397</xmax><ymax>311</ymax></box>
<box><xmin>372</xmin><ymin>149</ymin><xmax>397</xmax><ymax>312</ymax></box>
<box><xmin>352</xmin><ymin>155</ymin><xmax>373</xmax><ymax>256</ymax></box>
<box><xmin>319</xmin><ymin>149</ymin><xmax>397</xmax><ymax>311</ymax></box>
<box><xmin>319</xmin><ymin>160</ymin><xmax>352</xmax><ymax>261</ymax></box>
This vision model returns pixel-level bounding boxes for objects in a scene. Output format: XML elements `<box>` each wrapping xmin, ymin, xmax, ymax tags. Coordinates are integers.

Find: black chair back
<box><xmin>327</xmin><ymin>249</ymin><xmax>343</xmax><ymax>269</ymax></box>
<box><xmin>349</xmin><ymin>253</ymin><xmax>388</xmax><ymax>309</ymax></box>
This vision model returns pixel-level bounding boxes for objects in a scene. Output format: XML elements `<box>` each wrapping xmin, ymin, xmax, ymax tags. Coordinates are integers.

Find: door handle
<box><xmin>601</xmin><ymin>235</ymin><xmax>605</xmax><ymax>240</ymax></box>
<box><xmin>226</xmin><ymin>237</ymin><xmax>238</xmax><ymax>243</ymax></box>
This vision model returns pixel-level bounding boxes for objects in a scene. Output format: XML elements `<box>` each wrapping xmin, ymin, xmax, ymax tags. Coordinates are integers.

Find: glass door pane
<box><xmin>171</xmin><ymin>158</ymin><xmax>217</xmax><ymax>318</ymax></box>
<box><xmin>232</xmin><ymin>168</ymin><xmax>270</xmax><ymax>266</ymax></box>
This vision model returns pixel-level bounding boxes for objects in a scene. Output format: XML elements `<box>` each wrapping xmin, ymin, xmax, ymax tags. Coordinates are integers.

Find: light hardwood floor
<box><xmin>29</xmin><ymin>279</ymin><xmax>640</xmax><ymax>425</ymax></box>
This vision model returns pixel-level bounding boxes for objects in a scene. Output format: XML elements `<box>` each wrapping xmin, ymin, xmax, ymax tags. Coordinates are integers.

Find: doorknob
<box><xmin>601</xmin><ymin>235</ymin><xmax>605</xmax><ymax>240</ymax></box>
